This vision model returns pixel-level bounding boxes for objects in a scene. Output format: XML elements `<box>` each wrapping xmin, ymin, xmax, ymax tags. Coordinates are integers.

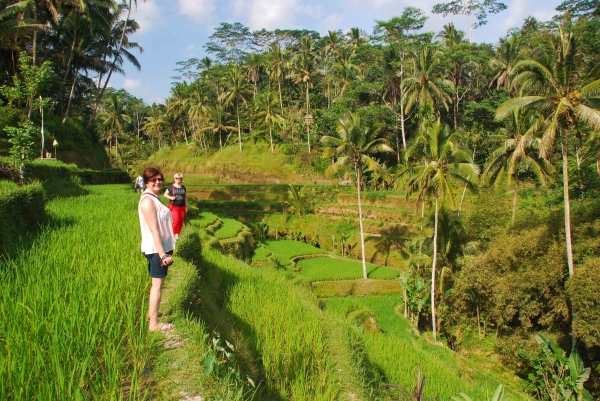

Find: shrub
<box><xmin>566</xmin><ymin>259</ymin><xmax>600</xmax><ymax>348</ymax></box>
<box><xmin>0</xmin><ymin>180</ymin><xmax>46</xmax><ymax>253</ymax></box>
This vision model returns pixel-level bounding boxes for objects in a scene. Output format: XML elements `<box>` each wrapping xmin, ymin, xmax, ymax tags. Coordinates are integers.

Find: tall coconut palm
<box><xmin>90</xmin><ymin>4</ymin><xmax>142</xmax><ymax>126</ymax></box>
<box><xmin>290</xmin><ymin>51</ymin><xmax>316</xmax><ymax>152</ymax></box>
<box><xmin>321</xmin><ymin>113</ymin><xmax>395</xmax><ymax>280</ymax></box>
<box><xmin>246</xmin><ymin>53</ymin><xmax>261</xmax><ymax>98</ymax></box>
<box><xmin>143</xmin><ymin>110</ymin><xmax>166</xmax><ymax>149</ymax></box>
<box><xmin>403</xmin><ymin>42</ymin><xmax>454</xmax><ymax>116</ymax></box>
<box><xmin>97</xmin><ymin>93</ymin><xmax>131</xmax><ymax>166</ymax></box>
<box><xmin>484</xmin><ymin>110</ymin><xmax>552</xmax><ymax>221</ymax></box>
<box><xmin>322</xmin><ymin>30</ymin><xmax>344</xmax><ymax>107</ymax></box>
<box><xmin>266</xmin><ymin>43</ymin><xmax>288</xmax><ymax>111</ymax></box>
<box><xmin>401</xmin><ymin>118</ymin><xmax>479</xmax><ymax>340</ymax></box>
<box><xmin>219</xmin><ymin>64</ymin><xmax>253</xmax><ymax>152</ymax></box>
<box><xmin>489</xmin><ymin>33</ymin><xmax>522</xmax><ymax>92</ymax></box>
<box><xmin>203</xmin><ymin>103</ymin><xmax>237</xmax><ymax>151</ymax></box>
<box><xmin>253</xmin><ymin>88</ymin><xmax>284</xmax><ymax>153</ymax></box>
<box><xmin>495</xmin><ymin>25</ymin><xmax>600</xmax><ymax>277</ymax></box>
<box><xmin>346</xmin><ymin>27</ymin><xmax>368</xmax><ymax>53</ymax></box>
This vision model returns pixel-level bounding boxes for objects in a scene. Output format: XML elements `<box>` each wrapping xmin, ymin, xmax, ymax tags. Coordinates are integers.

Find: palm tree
<box><xmin>483</xmin><ymin>110</ymin><xmax>552</xmax><ymax>221</ymax></box>
<box><xmin>286</xmin><ymin>184</ymin><xmax>308</xmax><ymax>217</ymax></box>
<box><xmin>219</xmin><ymin>64</ymin><xmax>253</xmax><ymax>152</ymax></box>
<box><xmin>90</xmin><ymin>4</ymin><xmax>142</xmax><ymax>126</ymax></box>
<box><xmin>322</xmin><ymin>30</ymin><xmax>343</xmax><ymax>108</ymax></box>
<box><xmin>290</xmin><ymin>51</ymin><xmax>316</xmax><ymax>152</ymax></box>
<box><xmin>436</xmin><ymin>23</ymin><xmax>472</xmax><ymax>129</ymax></box>
<box><xmin>402</xmin><ymin>42</ymin><xmax>453</xmax><ymax>116</ymax></box>
<box><xmin>246</xmin><ymin>53</ymin><xmax>261</xmax><ymax>98</ymax></box>
<box><xmin>266</xmin><ymin>43</ymin><xmax>288</xmax><ymax>110</ymax></box>
<box><xmin>203</xmin><ymin>103</ymin><xmax>237</xmax><ymax>151</ymax></box>
<box><xmin>401</xmin><ymin>118</ymin><xmax>479</xmax><ymax>340</ymax></box>
<box><xmin>321</xmin><ymin>113</ymin><xmax>395</xmax><ymax>280</ymax></box>
<box><xmin>489</xmin><ymin>33</ymin><xmax>522</xmax><ymax>92</ymax></box>
<box><xmin>253</xmin><ymin>89</ymin><xmax>284</xmax><ymax>153</ymax></box>
<box><xmin>495</xmin><ymin>24</ymin><xmax>600</xmax><ymax>277</ymax></box>
<box><xmin>97</xmin><ymin>93</ymin><xmax>131</xmax><ymax>166</ymax></box>
<box><xmin>143</xmin><ymin>106</ymin><xmax>167</xmax><ymax>149</ymax></box>
<box><xmin>346</xmin><ymin>27</ymin><xmax>368</xmax><ymax>53</ymax></box>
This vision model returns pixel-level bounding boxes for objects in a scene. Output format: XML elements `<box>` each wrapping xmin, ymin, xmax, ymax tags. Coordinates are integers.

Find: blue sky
<box><xmin>110</xmin><ymin>0</ymin><xmax>565</xmax><ymax>104</ymax></box>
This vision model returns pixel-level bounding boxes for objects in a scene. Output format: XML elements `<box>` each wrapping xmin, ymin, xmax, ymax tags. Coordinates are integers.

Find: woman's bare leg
<box><xmin>148</xmin><ymin>277</ymin><xmax>164</xmax><ymax>331</ymax></box>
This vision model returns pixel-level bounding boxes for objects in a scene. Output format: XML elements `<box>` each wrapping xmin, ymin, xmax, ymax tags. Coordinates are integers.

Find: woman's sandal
<box><xmin>150</xmin><ymin>323</ymin><xmax>174</xmax><ymax>332</ymax></box>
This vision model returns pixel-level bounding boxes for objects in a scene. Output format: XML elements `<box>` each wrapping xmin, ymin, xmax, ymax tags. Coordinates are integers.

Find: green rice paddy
<box><xmin>0</xmin><ymin>185</ymin><xmax>153</xmax><ymax>399</ymax></box>
<box><xmin>297</xmin><ymin>257</ymin><xmax>401</xmax><ymax>281</ymax></box>
<box><xmin>258</xmin><ymin>239</ymin><xmax>327</xmax><ymax>265</ymax></box>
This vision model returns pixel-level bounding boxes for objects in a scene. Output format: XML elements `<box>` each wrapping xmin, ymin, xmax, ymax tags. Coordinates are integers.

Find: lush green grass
<box><xmin>251</xmin><ymin>245</ymin><xmax>272</xmax><ymax>263</ymax></box>
<box><xmin>297</xmin><ymin>257</ymin><xmax>401</xmax><ymax>281</ymax></box>
<box><xmin>322</xmin><ymin>296</ymin><xmax>526</xmax><ymax>400</ymax></box>
<box><xmin>199</xmin><ymin>247</ymin><xmax>340</xmax><ymax>400</ymax></box>
<box><xmin>259</xmin><ymin>239</ymin><xmax>327</xmax><ymax>265</ymax></box>
<box><xmin>0</xmin><ymin>184</ymin><xmax>154</xmax><ymax>399</ymax></box>
<box><xmin>214</xmin><ymin>217</ymin><xmax>244</xmax><ymax>239</ymax></box>
<box><xmin>190</xmin><ymin>211</ymin><xmax>220</xmax><ymax>228</ymax></box>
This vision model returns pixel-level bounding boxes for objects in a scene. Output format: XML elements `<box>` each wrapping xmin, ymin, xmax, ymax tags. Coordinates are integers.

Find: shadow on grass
<box><xmin>1</xmin><ymin>213</ymin><xmax>77</xmax><ymax>261</ymax></box>
<box><xmin>42</xmin><ymin>180</ymin><xmax>90</xmax><ymax>199</ymax></box>
<box><xmin>182</xmin><ymin>255</ymin><xmax>287</xmax><ymax>401</ymax></box>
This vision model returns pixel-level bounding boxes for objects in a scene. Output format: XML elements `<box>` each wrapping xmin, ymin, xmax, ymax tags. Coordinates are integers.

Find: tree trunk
<box><xmin>476</xmin><ymin>305</ymin><xmax>482</xmax><ymax>339</ymax></box>
<box><xmin>278</xmin><ymin>78</ymin><xmax>283</xmax><ymax>110</ymax></box>
<box><xmin>458</xmin><ymin>146</ymin><xmax>476</xmax><ymax>216</ymax></box>
<box><xmin>395</xmin><ymin>123</ymin><xmax>401</xmax><ymax>163</ymax></box>
<box><xmin>236</xmin><ymin>100</ymin><xmax>242</xmax><ymax>152</ymax></box>
<box><xmin>431</xmin><ymin>197</ymin><xmax>439</xmax><ymax>341</ymax></box>
<box><xmin>356</xmin><ymin>166</ymin><xmax>368</xmax><ymax>280</ymax></box>
<box><xmin>512</xmin><ymin>177</ymin><xmax>518</xmax><ymax>222</ymax></box>
<box><xmin>562</xmin><ymin>130</ymin><xmax>576</xmax><ymax>348</ymax></box>
<box><xmin>32</xmin><ymin>6</ymin><xmax>37</xmax><ymax>66</ymax></box>
<box><xmin>63</xmin><ymin>73</ymin><xmax>78</xmax><ymax>123</ymax></box>
<box><xmin>269</xmin><ymin>124</ymin><xmax>274</xmax><ymax>153</ymax></box>
<box><xmin>306</xmin><ymin>82</ymin><xmax>311</xmax><ymax>153</ymax></box>
<box><xmin>576</xmin><ymin>145</ymin><xmax>584</xmax><ymax>202</ymax></box>
<box><xmin>400</xmin><ymin>64</ymin><xmax>407</xmax><ymax>151</ymax></box>
<box><xmin>562</xmin><ymin>132</ymin><xmax>574</xmax><ymax>277</ymax></box>
<box><xmin>63</xmin><ymin>27</ymin><xmax>77</xmax><ymax>82</ymax></box>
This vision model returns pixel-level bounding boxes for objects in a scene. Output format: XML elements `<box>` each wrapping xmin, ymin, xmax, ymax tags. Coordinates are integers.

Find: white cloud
<box><xmin>123</xmin><ymin>78</ymin><xmax>142</xmax><ymax>90</ymax></box>
<box><xmin>319</xmin><ymin>13</ymin><xmax>344</xmax><ymax>34</ymax></box>
<box><xmin>178</xmin><ymin>0</ymin><xmax>216</xmax><ymax>24</ymax></box>
<box><xmin>247</xmin><ymin>0</ymin><xmax>300</xmax><ymax>30</ymax></box>
<box><xmin>132</xmin><ymin>0</ymin><xmax>160</xmax><ymax>34</ymax></box>
<box><xmin>241</xmin><ymin>0</ymin><xmax>324</xmax><ymax>30</ymax></box>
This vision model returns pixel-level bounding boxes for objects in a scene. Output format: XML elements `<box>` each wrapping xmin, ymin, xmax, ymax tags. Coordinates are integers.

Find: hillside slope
<box><xmin>140</xmin><ymin>142</ymin><xmax>330</xmax><ymax>184</ymax></box>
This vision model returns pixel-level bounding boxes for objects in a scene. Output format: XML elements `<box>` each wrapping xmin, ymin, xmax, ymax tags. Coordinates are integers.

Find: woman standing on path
<box><xmin>139</xmin><ymin>167</ymin><xmax>175</xmax><ymax>331</ymax></box>
<box><xmin>164</xmin><ymin>173</ymin><xmax>188</xmax><ymax>241</ymax></box>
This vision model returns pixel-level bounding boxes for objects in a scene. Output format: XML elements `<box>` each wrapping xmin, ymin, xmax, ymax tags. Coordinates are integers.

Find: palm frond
<box><xmin>496</xmin><ymin>97</ymin><xmax>546</xmax><ymax>120</ymax></box>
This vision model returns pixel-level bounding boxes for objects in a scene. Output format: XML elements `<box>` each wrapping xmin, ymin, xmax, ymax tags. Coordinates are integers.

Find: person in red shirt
<box><xmin>164</xmin><ymin>173</ymin><xmax>188</xmax><ymax>240</ymax></box>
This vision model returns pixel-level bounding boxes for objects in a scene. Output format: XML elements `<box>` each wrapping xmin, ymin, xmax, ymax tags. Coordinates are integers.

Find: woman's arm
<box><xmin>163</xmin><ymin>187</ymin><xmax>174</xmax><ymax>201</ymax></box>
<box><xmin>140</xmin><ymin>197</ymin><xmax>172</xmax><ymax>264</ymax></box>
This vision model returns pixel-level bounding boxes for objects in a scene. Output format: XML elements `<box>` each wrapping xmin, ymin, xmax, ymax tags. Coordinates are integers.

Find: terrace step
<box><xmin>312</xmin><ymin>279</ymin><xmax>402</xmax><ymax>298</ymax></box>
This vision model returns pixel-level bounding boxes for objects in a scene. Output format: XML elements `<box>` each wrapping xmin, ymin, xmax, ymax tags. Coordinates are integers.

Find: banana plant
<box><xmin>451</xmin><ymin>384</ymin><xmax>505</xmax><ymax>401</ymax></box>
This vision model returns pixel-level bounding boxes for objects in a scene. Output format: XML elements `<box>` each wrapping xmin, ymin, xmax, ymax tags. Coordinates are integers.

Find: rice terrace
<box><xmin>1</xmin><ymin>0</ymin><xmax>599</xmax><ymax>400</ymax></box>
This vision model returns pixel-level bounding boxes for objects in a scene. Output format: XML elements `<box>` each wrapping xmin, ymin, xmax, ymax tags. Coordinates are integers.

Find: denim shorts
<box><xmin>144</xmin><ymin>251</ymin><xmax>172</xmax><ymax>278</ymax></box>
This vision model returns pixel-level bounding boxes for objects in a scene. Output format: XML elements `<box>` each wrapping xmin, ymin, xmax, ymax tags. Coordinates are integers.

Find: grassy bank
<box><xmin>0</xmin><ymin>185</ymin><xmax>153</xmax><ymax>399</ymax></box>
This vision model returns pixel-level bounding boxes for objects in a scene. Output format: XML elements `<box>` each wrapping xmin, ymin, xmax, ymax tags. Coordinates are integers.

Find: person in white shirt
<box><xmin>134</xmin><ymin>174</ymin><xmax>144</xmax><ymax>193</ymax></box>
<box><xmin>138</xmin><ymin>167</ymin><xmax>175</xmax><ymax>331</ymax></box>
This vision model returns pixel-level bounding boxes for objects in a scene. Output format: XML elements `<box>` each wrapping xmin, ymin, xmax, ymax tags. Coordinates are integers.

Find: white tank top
<box><xmin>139</xmin><ymin>190</ymin><xmax>175</xmax><ymax>255</ymax></box>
